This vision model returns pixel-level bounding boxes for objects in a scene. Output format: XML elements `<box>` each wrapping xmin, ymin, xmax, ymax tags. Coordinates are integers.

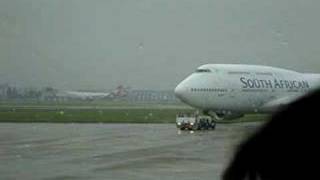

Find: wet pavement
<box><xmin>0</xmin><ymin>123</ymin><xmax>262</xmax><ymax>180</ymax></box>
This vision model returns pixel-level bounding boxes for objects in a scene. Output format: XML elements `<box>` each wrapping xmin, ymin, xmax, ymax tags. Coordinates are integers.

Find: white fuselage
<box><xmin>174</xmin><ymin>64</ymin><xmax>320</xmax><ymax>114</ymax></box>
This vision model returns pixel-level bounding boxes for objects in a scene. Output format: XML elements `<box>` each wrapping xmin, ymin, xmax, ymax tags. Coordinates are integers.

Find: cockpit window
<box><xmin>195</xmin><ymin>69</ymin><xmax>211</xmax><ymax>73</ymax></box>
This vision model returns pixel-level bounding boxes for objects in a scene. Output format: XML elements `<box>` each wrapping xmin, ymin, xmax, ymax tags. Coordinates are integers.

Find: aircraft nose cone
<box><xmin>174</xmin><ymin>83</ymin><xmax>187</xmax><ymax>101</ymax></box>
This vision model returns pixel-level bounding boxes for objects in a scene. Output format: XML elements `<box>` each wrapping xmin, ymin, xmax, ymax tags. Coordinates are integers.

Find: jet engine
<box><xmin>204</xmin><ymin>110</ymin><xmax>244</xmax><ymax>121</ymax></box>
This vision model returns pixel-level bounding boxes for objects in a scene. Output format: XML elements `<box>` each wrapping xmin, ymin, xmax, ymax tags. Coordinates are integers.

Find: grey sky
<box><xmin>1</xmin><ymin>0</ymin><xmax>320</xmax><ymax>90</ymax></box>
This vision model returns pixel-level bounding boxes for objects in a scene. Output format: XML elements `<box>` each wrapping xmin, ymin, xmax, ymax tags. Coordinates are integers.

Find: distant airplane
<box><xmin>174</xmin><ymin>64</ymin><xmax>320</xmax><ymax>120</ymax></box>
<box><xmin>61</xmin><ymin>85</ymin><xmax>129</xmax><ymax>101</ymax></box>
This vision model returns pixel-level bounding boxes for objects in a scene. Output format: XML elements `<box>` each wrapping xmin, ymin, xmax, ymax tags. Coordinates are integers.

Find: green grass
<box><xmin>0</xmin><ymin>102</ymin><xmax>269</xmax><ymax>123</ymax></box>
<box><xmin>0</xmin><ymin>108</ymin><xmax>195</xmax><ymax>123</ymax></box>
<box><xmin>0</xmin><ymin>100</ymin><xmax>186</xmax><ymax>108</ymax></box>
<box><xmin>0</xmin><ymin>101</ymin><xmax>190</xmax><ymax>111</ymax></box>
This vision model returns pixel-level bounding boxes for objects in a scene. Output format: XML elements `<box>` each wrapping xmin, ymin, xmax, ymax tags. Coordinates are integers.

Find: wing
<box><xmin>262</xmin><ymin>95</ymin><xmax>302</xmax><ymax>112</ymax></box>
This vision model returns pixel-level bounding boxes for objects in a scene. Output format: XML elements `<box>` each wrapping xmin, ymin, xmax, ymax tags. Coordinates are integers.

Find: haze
<box><xmin>1</xmin><ymin>0</ymin><xmax>320</xmax><ymax>90</ymax></box>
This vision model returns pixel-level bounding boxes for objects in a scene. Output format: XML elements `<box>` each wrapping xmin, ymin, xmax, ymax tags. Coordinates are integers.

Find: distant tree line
<box><xmin>0</xmin><ymin>84</ymin><xmax>56</xmax><ymax>100</ymax></box>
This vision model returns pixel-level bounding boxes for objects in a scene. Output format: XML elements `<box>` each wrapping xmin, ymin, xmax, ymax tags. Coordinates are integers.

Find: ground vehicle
<box><xmin>176</xmin><ymin>113</ymin><xmax>216</xmax><ymax>130</ymax></box>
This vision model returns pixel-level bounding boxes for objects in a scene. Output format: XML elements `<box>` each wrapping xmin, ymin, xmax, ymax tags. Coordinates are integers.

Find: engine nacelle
<box><xmin>215</xmin><ymin>112</ymin><xmax>244</xmax><ymax>120</ymax></box>
<box><xmin>204</xmin><ymin>110</ymin><xmax>244</xmax><ymax>121</ymax></box>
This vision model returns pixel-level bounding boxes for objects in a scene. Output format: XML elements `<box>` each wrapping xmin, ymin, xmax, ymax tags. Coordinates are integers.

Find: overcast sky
<box><xmin>1</xmin><ymin>0</ymin><xmax>320</xmax><ymax>90</ymax></box>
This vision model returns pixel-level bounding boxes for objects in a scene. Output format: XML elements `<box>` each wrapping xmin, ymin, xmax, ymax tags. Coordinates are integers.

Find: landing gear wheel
<box><xmin>192</xmin><ymin>124</ymin><xmax>199</xmax><ymax>131</ymax></box>
<box><xmin>210</xmin><ymin>121</ymin><xmax>216</xmax><ymax>130</ymax></box>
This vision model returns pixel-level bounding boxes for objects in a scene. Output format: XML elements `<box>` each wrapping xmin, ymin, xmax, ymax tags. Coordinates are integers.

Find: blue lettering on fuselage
<box><xmin>240</xmin><ymin>77</ymin><xmax>310</xmax><ymax>90</ymax></box>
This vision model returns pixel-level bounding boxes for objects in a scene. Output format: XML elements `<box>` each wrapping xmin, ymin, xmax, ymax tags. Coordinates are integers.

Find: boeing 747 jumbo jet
<box><xmin>174</xmin><ymin>64</ymin><xmax>320</xmax><ymax>120</ymax></box>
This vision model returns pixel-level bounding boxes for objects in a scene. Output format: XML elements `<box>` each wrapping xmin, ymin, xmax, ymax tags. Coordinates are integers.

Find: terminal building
<box><xmin>0</xmin><ymin>83</ymin><xmax>180</xmax><ymax>103</ymax></box>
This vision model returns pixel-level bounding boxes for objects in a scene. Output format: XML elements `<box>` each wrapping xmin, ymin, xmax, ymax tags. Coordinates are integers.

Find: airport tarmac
<box><xmin>0</xmin><ymin>122</ymin><xmax>262</xmax><ymax>180</ymax></box>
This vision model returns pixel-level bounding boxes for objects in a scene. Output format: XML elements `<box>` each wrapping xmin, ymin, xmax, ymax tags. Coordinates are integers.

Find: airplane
<box><xmin>174</xmin><ymin>64</ymin><xmax>320</xmax><ymax>121</ymax></box>
<box><xmin>59</xmin><ymin>85</ymin><xmax>129</xmax><ymax>101</ymax></box>
<box><xmin>63</xmin><ymin>91</ymin><xmax>111</xmax><ymax>100</ymax></box>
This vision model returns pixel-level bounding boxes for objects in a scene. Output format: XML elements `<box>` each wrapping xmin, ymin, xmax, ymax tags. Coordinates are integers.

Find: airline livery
<box><xmin>174</xmin><ymin>64</ymin><xmax>320</xmax><ymax>120</ymax></box>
